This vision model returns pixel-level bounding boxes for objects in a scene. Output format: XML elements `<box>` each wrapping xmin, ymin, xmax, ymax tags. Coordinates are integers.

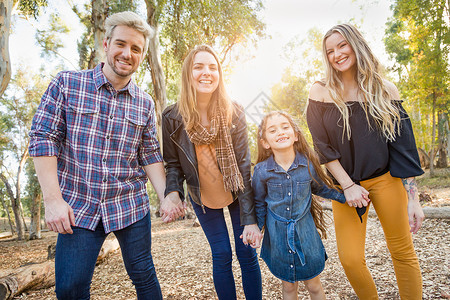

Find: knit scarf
<box><xmin>186</xmin><ymin>108</ymin><xmax>245</xmax><ymax>193</ymax></box>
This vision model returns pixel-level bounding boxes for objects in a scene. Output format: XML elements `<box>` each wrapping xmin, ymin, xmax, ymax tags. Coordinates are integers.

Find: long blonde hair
<box><xmin>322</xmin><ymin>24</ymin><xmax>401</xmax><ymax>141</ymax></box>
<box><xmin>178</xmin><ymin>45</ymin><xmax>233</xmax><ymax>130</ymax></box>
<box><xmin>257</xmin><ymin>111</ymin><xmax>333</xmax><ymax>238</ymax></box>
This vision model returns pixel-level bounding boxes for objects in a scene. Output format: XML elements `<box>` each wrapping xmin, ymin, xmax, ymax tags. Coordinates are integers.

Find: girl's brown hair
<box><xmin>257</xmin><ymin>111</ymin><xmax>334</xmax><ymax>238</ymax></box>
<box><xmin>177</xmin><ymin>45</ymin><xmax>233</xmax><ymax>130</ymax></box>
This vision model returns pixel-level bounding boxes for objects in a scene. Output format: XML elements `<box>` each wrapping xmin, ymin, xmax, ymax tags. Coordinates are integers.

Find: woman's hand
<box><xmin>324</xmin><ymin>160</ymin><xmax>370</xmax><ymax>208</ymax></box>
<box><xmin>402</xmin><ymin>177</ymin><xmax>424</xmax><ymax>234</ymax></box>
<box><xmin>240</xmin><ymin>224</ymin><xmax>263</xmax><ymax>248</ymax></box>
<box><xmin>160</xmin><ymin>192</ymin><xmax>186</xmax><ymax>223</ymax></box>
<box><xmin>343</xmin><ymin>183</ymin><xmax>370</xmax><ymax>208</ymax></box>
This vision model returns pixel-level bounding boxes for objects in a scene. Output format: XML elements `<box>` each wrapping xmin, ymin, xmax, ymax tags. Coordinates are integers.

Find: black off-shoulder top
<box><xmin>306</xmin><ymin>99</ymin><xmax>424</xmax><ymax>182</ymax></box>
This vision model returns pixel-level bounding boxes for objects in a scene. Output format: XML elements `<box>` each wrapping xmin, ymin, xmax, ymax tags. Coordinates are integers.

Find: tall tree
<box><xmin>0</xmin><ymin>0</ymin><xmax>48</xmax><ymax>97</ymax></box>
<box><xmin>384</xmin><ymin>0</ymin><xmax>450</xmax><ymax>175</ymax></box>
<box><xmin>0</xmin><ymin>0</ymin><xmax>13</xmax><ymax>97</ymax></box>
<box><xmin>25</xmin><ymin>158</ymin><xmax>42</xmax><ymax>239</ymax></box>
<box><xmin>0</xmin><ymin>66</ymin><xmax>46</xmax><ymax>239</ymax></box>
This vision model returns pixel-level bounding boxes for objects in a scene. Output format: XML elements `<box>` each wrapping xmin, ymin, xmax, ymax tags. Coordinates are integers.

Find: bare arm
<box><xmin>325</xmin><ymin>160</ymin><xmax>370</xmax><ymax>208</ymax></box>
<box><xmin>401</xmin><ymin>177</ymin><xmax>424</xmax><ymax>234</ymax></box>
<box><xmin>143</xmin><ymin>162</ymin><xmax>185</xmax><ymax>223</ymax></box>
<box><xmin>33</xmin><ymin>156</ymin><xmax>75</xmax><ymax>234</ymax></box>
<box><xmin>143</xmin><ymin>162</ymin><xmax>166</xmax><ymax>202</ymax></box>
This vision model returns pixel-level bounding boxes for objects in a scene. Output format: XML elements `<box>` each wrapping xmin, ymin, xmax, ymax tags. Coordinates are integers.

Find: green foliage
<box><xmin>267</xmin><ymin>28</ymin><xmax>324</xmax><ymax>143</ymax></box>
<box><xmin>23</xmin><ymin>158</ymin><xmax>42</xmax><ymax>215</ymax></box>
<box><xmin>0</xmin><ymin>66</ymin><xmax>47</xmax><ymax>205</ymax></box>
<box><xmin>384</xmin><ymin>0</ymin><xmax>450</xmax><ymax>153</ymax></box>
<box><xmin>247</xmin><ymin>122</ymin><xmax>258</xmax><ymax>165</ymax></box>
<box><xmin>155</xmin><ymin>0</ymin><xmax>266</xmax><ymax>104</ymax></box>
<box><xmin>17</xmin><ymin>0</ymin><xmax>48</xmax><ymax>18</ymax></box>
<box><xmin>35</xmin><ymin>13</ymin><xmax>70</xmax><ymax>60</ymax></box>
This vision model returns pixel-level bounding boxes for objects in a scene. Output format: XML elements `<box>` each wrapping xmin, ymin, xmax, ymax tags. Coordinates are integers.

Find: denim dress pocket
<box><xmin>267</xmin><ymin>182</ymin><xmax>283</xmax><ymax>201</ymax></box>
<box><xmin>295</xmin><ymin>180</ymin><xmax>312</xmax><ymax>218</ymax></box>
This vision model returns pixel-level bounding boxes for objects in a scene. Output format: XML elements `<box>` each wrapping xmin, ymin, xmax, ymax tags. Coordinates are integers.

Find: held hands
<box><xmin>240</xmin><ymin>224</ymin><xmax>263</xmax><ymax>248</ymax></box>
<box><xmin>160</xmin><ymin>191</ymin><xmax>186</xmax><ymax>223</ymax></box>
<box><xmin>44</xmin><ymin>198</ymin><xmax>75</xmax><ymax>234</ymax></box>
<box><xmin>343</xmin><ymin>183</ymin><xmax>370</xmax><ymax>208</ymax></box>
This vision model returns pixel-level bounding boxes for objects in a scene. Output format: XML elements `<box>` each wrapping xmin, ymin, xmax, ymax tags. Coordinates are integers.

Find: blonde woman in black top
<box><xmin>307</xmin><ymin>24</ymin><xmax>424</xmax><ymax>299</ymax></box>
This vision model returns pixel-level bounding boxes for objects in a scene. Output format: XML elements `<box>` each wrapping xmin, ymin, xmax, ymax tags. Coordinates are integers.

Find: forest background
<box><xmin>0</xmin><ymin>0</ymin><xmax>448</xmax><ymax>243</ymax></box>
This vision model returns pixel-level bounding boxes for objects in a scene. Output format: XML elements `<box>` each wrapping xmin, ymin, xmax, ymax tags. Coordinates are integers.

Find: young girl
<box><xmin>251</xmin><ymin>111</ymin><xmax>346</xmax><ymax>300</ymax></box>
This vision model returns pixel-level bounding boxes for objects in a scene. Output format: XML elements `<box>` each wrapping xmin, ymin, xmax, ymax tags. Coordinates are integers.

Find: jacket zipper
<box><xmin>170</xmin><ymin>135</ymin><xmax>206</xmax><ymax>214</ymax></box>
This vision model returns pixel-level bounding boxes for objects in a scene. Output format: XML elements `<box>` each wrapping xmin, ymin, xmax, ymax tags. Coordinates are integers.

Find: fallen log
<box><xmin>322</xmin><ymin>202</ymin><xmax>450</xmax><ymax>219</ymax></box>
<box><xmin>422</xmin><ymin>206</ymin><xmax>450</xmax><ymax>219</ymax></box>
<box><xmin>0</xmin><ymin>232</ymin><xmax>12</xmax><ymax>240</ymax></box>
<box><xmin>0</xmin><ymin>238</ymin><xmax>120</xmax><ymax>300</ymax></box>
<box><xmin>96</xmin><ymin>238</ymin><xmax>120</xmax><ymax>264</ymax></box>
<box><xmin>0</xmin><ymin>261</ymin><xmax>55</xmax><ymax>300</ymax></box>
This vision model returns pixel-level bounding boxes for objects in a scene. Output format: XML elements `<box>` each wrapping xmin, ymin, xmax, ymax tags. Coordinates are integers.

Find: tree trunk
<box><xmin>88</xmin><ymin>0</ymin><xmax>107</xmax><ymax>69</ymax></box>
<box><xmin>96</xmin><ymin>238</ymin><xmax>120</xmax><ymax>264</ymax></box>
<box><xmin>430</xmin><ymin>93</ymin><xmax>436</xmax><ymax>176</ymax></box>
<box><xmin>29</xmin><ymin>193</ymin><xmax>41</xmax><ymax>240</ymax></box>
<box><xmin>436</xmin><ymin>112</ymin><xmax>448</xmax><ymax>168</ymax></box>
<box><xmin>0</xmin><ymin>238</ymin><xmax>120</xmax><ymax>299</ymax></box>
<box><xmin>0</xmin><ymin>0</ymin><xmax>12</xmax><ymax>97</ymax></box>
<box><xmin>0</xmin><ymin>194</ymin><xmax>15</xmax><ymax>234</ymax></box>
<box><xmin>15</xmin><ymin>148</ymin><xmax>29</xmax><ymax>238</ymax></box>
<box><xmin>0</xmin><ymin>174</ymin><xmax>24</xmax><ymax>240</ymax></box>
<box><xmin>145</xmin><ymin>0</ymin><xmax>168</xmax><ymax>120</ymax></box>
<box><xmin>0</xmin><ymin>261</ymin><xmax>55</xmax><ymax>300</ymax></box>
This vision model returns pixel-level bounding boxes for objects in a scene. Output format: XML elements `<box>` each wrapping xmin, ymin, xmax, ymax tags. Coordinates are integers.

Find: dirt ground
<box><xmin>1</xmin><ymin>186</ymin><xmax>449</xmax><ymax>299</ymax></box>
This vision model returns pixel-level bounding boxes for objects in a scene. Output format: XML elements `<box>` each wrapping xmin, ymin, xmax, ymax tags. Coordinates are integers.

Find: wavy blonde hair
<box><xmin>322</xmin><ymin>24</ymin><xmax>401</xmax><ymax>141</ymax></box>
<box><xmin>178</xmin><ymin>45</ymin><xmax>233</xmax><ymax>130</ymax></box>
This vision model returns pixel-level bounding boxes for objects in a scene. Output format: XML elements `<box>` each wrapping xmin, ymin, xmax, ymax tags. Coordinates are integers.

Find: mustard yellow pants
<box><xmin>332</xmin><ymin>172</ymin><xmax>422</xmax><ymax>299</ymax></box>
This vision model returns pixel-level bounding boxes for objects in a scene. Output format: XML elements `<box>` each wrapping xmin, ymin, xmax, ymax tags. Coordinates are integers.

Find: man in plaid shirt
<box><xmin>29</xmin><ymin>11</ymin><xmax>184</xmax><ymax>300</ymax></box>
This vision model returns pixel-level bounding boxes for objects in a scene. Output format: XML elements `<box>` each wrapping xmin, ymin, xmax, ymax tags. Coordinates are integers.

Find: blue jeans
<box><xmin>55</xmin><ymin>213</ymin><xmax>162</xmax><ymax>300</ymax></box>
<box><xmin>192</xmin><ymin>199</ymin><xmax>262</xmax><ymax>300</ymax></box>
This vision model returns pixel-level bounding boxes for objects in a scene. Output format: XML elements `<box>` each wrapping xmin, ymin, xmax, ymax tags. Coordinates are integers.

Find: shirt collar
<box><xmin>266</xmin><ymin>151</ymin><xmax>308</xmax><ymax>172</ymax></box>
<box><xmin>93</xmin><ymin>63</ymin><xmax>137</xmax><ymax>98</ymax></box>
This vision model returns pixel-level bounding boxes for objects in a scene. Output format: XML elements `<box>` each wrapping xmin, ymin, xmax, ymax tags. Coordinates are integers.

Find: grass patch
<box><xmin>417</xmin><ymin>168</ymin><xmax>450</xmax><ymax>189</ymax></box>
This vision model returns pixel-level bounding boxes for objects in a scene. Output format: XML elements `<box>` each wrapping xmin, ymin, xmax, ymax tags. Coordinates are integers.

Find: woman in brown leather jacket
<box><xmin>160</xmin><ymin>45</ymin><xmax>262</xmax><ymax>300</ymax></box>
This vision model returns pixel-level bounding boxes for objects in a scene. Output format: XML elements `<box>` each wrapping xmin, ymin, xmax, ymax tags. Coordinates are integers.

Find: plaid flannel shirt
<box><xmin>29</xmin><ymin>63</ymin><xmax>163</xmax><ymax>233</ymax></box>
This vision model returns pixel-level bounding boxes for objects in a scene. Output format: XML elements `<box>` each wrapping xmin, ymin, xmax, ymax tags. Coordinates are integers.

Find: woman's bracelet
<box><xmin>342</xmin><ymin>182</ymin><xmax>355</xmax><ymax>191</ymax></box>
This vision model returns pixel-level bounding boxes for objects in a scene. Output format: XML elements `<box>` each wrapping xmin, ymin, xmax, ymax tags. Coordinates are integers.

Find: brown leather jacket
<box><xmin>162</xmin><ymin>102</ymin><xmax>256</xmax><ymax>225</ymax></box>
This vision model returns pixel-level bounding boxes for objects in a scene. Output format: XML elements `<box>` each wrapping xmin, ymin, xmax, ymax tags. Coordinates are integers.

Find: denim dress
<box><xmin>252</xmin><ymin>152</ymin><xmax>346</xmax><ymax>282</ymax></box>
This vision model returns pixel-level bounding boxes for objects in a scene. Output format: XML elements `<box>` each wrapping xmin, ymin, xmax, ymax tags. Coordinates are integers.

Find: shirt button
<box><xmin>103</xmin><ymin>178</ymin><xmax>107</xmax><ymax>182</ymax></box>
<box><xmin>287</xmin><ymin>175</ymin><xmax>290</xmax><ymax>179</ymax></box>
<box><xmin>110</xmin><ymin>115</ymin><xmax>113</xmax><ymax>119</ymax></box>
<box><xmin>103</xmin><ymin>158</ymin><xmax>106</xmax><ymax>162</ymax></box>
<box><xmin>286</xmin><ymin>207</ymin><xmax>290</xmax><ymax>211</ymax></box>
<box><xmin>289</xmin><ymin>250</ymin><xmax>292</xmax><ymax>253</ymax></box>
<box><xmin>288</xmin><ymin>192</ymin><xmax>291</xmax><ymax>196</ymax></box>
<box><xmin>106</xmin><ymin>135</ymin><xmax>110</xmax><ymax>139</ymax></box>
<box><xmin>290</xmin><ymin>264</ymin><xmax>294</xmax><ymax>268</ymax></box>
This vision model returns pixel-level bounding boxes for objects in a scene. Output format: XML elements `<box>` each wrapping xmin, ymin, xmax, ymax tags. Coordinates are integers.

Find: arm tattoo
<box><xmin>402</xmin><ymin>177</ymin><xmax>417</xmax><ymax>200</ymax></box>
